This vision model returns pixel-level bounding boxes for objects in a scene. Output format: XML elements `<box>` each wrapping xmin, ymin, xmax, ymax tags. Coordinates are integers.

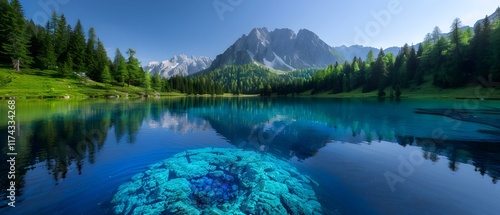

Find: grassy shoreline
<box><xmin>1</xmin><ymin>68</ymin><xmax>498</xmax><ymax>100</ymax></box>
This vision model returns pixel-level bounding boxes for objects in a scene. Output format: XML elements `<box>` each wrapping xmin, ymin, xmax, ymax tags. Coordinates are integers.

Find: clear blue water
<box><xmin>0</xmin><ymin>97</ymin><xmax>499</xmax><ymax>214</ymax></box>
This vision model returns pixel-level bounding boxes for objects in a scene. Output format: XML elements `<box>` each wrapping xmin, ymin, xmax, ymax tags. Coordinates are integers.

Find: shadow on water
<box><xmin>0</xmin><ymin>97</ymin><xmax>499</xmax><ymax>212</ymax></box>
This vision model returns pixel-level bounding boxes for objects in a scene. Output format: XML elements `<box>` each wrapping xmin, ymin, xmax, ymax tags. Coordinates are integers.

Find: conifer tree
<box><xmin>407</xmin><ymin>46</ymin><xmax>418</xmax><ymax>85</ymax></box>
<box><xmin>55</xmin><ymin>14</ymin><xmax>70</xmax><ymax>65</ymax></box>
<box><xmin>69</xmin><ymin>20</ymin><xmax>86</xmax><ymax>73</ymax></box>
<box><xmin>143</xmin><ymin>71</ymin><xmax>151</xmax><ymax>89</ymax></box>
<box><xmin>86</xmin><ymin>27</ymin><xmax>98</xmax><ymax>79</ymax></box>
<box><xmin>39</xmin><ymin>28</ymin><xmax>57</xmax><ymax>70</ymax></box>
<box><xmin>366</xmin><ymin>50</ymin><xmax>375</xmax><ymax>65</ymax></box>
<box><xmin>414</xmin><ymin>44</ymin><xmax>425</xmax><ymax>85</ymax></box>
<box><xmin>94</xmin><ymin>39</ymin><xmax>109</xmax><ymax>82</ymax></box>
<box><xmin>152</xmin><ymin>72</ymin><xmax>162</xmax><ymax>91</ymax></box>
<box><xmin>102</xmin><ymin>65</ymin><xmax>112</xmax><ymax>84</ymax></box>
<box><xmin>126</xmin><ymin>48</ymin><xmax>141</xmax><ymax>86</ymax></box>
<box><xmin>113</xmin><ymin>48</ymin><xmax>127</xmax><ymax>86</ymax></box>
<box><xmin>0</xmin><ymin>0</ymin><xmax>11</xmax><ymax>63</ymax></box>
<box><xmin>475</xmin><ymin>16</ymin><xmax>492</xmax><ymax>79</ymax></box>
<box><xmin>1</xmin><ymin>0</ymin><xmax>32</xmax><ymax>71</ymax></box>
<box><xmin>374</xmin><ymin>48</ymin><xmax>387</xmax><ymax>97</ymax></box>
<box><xmin>59</xmin><ymin>52</ymin><xmax>74</xmax><ymax>78</ymax></box>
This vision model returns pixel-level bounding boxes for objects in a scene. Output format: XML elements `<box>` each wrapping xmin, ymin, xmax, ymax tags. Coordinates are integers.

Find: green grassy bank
<box><xmin>0</xmin><ymin>68</ymin><xmax>185</xmax><ymax>99</ymax></box>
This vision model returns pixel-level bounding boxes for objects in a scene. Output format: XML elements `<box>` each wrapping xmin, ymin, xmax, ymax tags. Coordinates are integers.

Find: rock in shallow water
<box><xmin>112</xmin><ymin>148</ymin><xmax>322</xmax><ymax>214</ymax></box>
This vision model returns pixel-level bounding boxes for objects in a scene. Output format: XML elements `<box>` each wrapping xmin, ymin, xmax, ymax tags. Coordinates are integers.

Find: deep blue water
<box><xmin>0</xmin><ymin>97</ymin><xmax>499</xmax><ymax>214</ymax></box>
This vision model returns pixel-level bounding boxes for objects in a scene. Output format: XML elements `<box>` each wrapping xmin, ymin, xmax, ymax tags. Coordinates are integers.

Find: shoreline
<box><xmin>2</xmin><ymin>93</ymin><xmax>499</xmax><ymax>100</ymax></box>
<box><xmin>2</xmin><ymin>68</ymin><xmax>498</xmax><ymax>101</ymax></box>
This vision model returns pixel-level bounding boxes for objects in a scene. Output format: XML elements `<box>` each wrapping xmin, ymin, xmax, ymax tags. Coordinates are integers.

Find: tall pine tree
<box><xmin>414</xmin><ymin>44</ymin><xmax>425</xmax><ymax>85</ymax></box>
<box><xmin>55</xmin><ymin>14</ymin><xmax>70</xmax><ymax>65</ymax></box>
<box><xmin>39</xmin><ymin>27</ymin><xmax>57</xmax><ymax>70</ymax></box>
<box><xmin>94</xmin><ymin>39</ymin><xmax>109</xmax><ymax>82</ymax></box>
<box><xmin>476</xmin><ymin>16</ymin><xmax>493</xmax><ymax>80</ymax></box>
<box><xmin>126</xmin><ymin>48</ymin><xmax>141</xmax><ymax>86</ymax></box>
<box><xmin>0</xmin><ymin>0</ymin><xmax>10</xmax><ymax>63</ymax></box>
<box><xmin>1</xmin><ymin>0</ymin><xmax>32</xmax><ymax>71</ymax></box>
<box><xmin>69</xmin><ymin>20</ymin><xmax>86</xmax><ymax>73</ymax></box>
<box><xmin>445</xmin><ymin>18</ymin><xmax>466</xmax><ymax>87</ymax></box>
<box><xmin>113</xmin><ymin>48</ymin><xmax>127</xmax><ymax>86</ymax></box>
<box><xmin>85</xmin><ymin>27</ymin><xmax>98</xmax><ymax>80</ymax></box>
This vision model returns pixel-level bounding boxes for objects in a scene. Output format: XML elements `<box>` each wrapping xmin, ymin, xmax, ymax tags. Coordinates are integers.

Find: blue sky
<box><xmin>20</xmin><ymin>0</ymin><xmax>499</xmax><ymax>65</ymax></box>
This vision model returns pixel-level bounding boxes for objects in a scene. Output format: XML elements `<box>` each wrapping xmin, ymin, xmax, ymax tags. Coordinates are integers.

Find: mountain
<box><xmin>209</xmin><ymin>27</ymin><xmax>345</xmax><ymax>72</ymax></box>
<box><xmin>475</xmin><ymin>7</ymin><xmax>500</xmax><ymax>27</ymax></box>
<box><xmin>334</xmin><ymin>45</ymin><xmax>379</xmax><ymax>61</ymax></box>
<box><xmin>334</xmin><ymin>45</ymin><xmax>401</xmax><ymax>61</ymax></box>
<box><xmin>144</xmin><ymin>55</ymin><xmax>212</xmax><ymax>78</ymax></box>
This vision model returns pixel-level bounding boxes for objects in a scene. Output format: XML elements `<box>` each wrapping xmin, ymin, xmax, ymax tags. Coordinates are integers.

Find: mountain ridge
<box><xmin>144</xmin><ymin>54</ymin><xmax>212</xmax><ymax>78</ymax></box>
<box><xmin>209</xmin><ymin>27</ymin><xmax>345</xmax><ymax>72</ymax></box>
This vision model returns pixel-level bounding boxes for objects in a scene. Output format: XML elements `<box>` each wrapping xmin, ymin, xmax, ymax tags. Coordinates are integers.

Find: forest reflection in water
<box><xmin>0</xmin><ymin>97</ymin><xmax>499</xmax><ymax>206</ymax></box>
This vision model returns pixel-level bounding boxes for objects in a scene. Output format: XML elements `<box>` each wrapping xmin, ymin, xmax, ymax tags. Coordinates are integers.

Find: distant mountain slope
<box><xmin>475</xmin><ymin>7</ymin><xmax>500</xmax><ymax>27</ymax></box>
<box><xmin>334</xmin><ymin>45</ymin><xmax>401</xmax><ymax>61</ymax></box>
<box><xmin>144</xmin><ymin>55</ymin><xmax>212</xmax><ymax>78</ymax></box>
<box><xmin>334</xmin><ymin>7</ymin><xmax>500</xmax><ymax>62</ymax></box>
<box><xmin>209</xmin><ymin>27</ymin><xmax>345</xmax><ymax>71</ymax></box>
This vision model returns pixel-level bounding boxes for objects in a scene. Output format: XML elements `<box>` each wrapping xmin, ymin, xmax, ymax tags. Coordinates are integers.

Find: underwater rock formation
<box><xmin>112</xmin><ymin>148</ymin><xmax>322</xmax><ymax>214</ymax></box>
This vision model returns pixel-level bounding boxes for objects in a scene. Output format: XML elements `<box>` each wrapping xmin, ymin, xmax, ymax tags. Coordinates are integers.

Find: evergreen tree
<box><xmin>444</xmin><ymin>18</ymin><xmax>466</xmax><ymax>87</ymax></box>
<box><xmin>47</xmin><ymin>10</ymin><xmax>58</xmax><ymax>34</ymax></box>
<box><xmin>143</xmin><ymin>71</ymin><xmax>151</xmax><ymax>89</ymax></box>
<box><xmin>414</xmin><ymin>44</ymin><xmax>425</xmax><ymax>85</ymax></box>
<box><xmin>69</xmin><ymin>20</ymin><xmax>86</xmax><ymax>73</ymax></box>
<box><xmin>113</xmin><ymin>48</ymin><xmax>127</xmax><ymax>85</ymax></box>
<box><xmin>27</xmin><ymin>20</ymin><xmax>42</xmax><ymax>68</ymax></box>
<box><xmin>374</xmin><ymin>48</ymin><xmax>387</xmax><ymax>97</ymax></box>
<box><xmin>152</xmin><ymin>72</ymin><xmax>162</xmax><ymax>91</ymax></box>
<box><xmin>1</xmin><ymin>0</ymin><xmax>32</xmax><ymax>71</ymax></box>
<box><xmin>398</xmin><ymin>55</ymin><xmax>408</xmax><ymax>87</ymax></box>
<box><xmin>93</xmin><ymin>39</ymin><xmax>109</xmax><ymax>82</ymax></box>
<box><xmin>59</xmin><ymin>52</ymin><xmax>73</xmax><ymax>78</ymax></box>
<box><xmin>38</xmin><ymin>28</ymin><xmax>57</xmax><ymax>70</ymax></box>
<box><xmin>475</xmin><ymin>16</ymin><xmax>493</xmax><ymax>79</ymax></box>
<box><xmin>366</xmin><ymin>49</ymin><xmax>375</xmax><ymax>64</ymax></box>
<box><xmin>0</xmin><ymin>0</ymin><xmax>11</xmax><ymax>63</ymax></box>
<box><xmin>102</xmin><ymin>65</ymin><xmax>112</xmax><ymax>84</ymax></box>
<box><xmin>431</xmin><ymin>26</ymin><xmax>442</xmax><ymax>43</ymax></box>
<box><xmin>431</xmin><ymin>37</ymin><xmax>450</xmax><ymax>86</ymax></box>
<box><xmin>126</xmin><ymin>48</ymin><xmax>141</xmax><ymax>86</ymax></box>
<box><xmin>407</xmin><ymin>46</ymin><xmax>418</xmax><ymax>85</ymax></box>
<box><xmin>86</xmin><ymin>27</ymin><xmax>98</xmax><ymax>80</ymax></box>
<box><xmin>55</xmin><ymin>14</ymin><xmax>70</xmax><ymax>65</ymax></box>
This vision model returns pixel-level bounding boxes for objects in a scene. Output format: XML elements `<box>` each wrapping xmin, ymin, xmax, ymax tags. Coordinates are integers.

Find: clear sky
<box><xmin>19</xmin><ymin>0</ymin><xmax>499</xmax><ymax>65</ymax></box>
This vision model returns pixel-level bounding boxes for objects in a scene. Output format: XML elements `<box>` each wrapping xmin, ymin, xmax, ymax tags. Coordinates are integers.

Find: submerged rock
<box><xmin>112</xmin><ymin>148</ymin><xmax>322</xmax><ymax>214</ymax></box>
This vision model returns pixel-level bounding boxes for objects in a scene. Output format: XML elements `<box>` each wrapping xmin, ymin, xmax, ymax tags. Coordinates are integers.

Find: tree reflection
<box><xmin>1</xmin><ymin>97</ymin><xmax>499</xmax><ymax>201</ymax></box>
<box><xmin>179</xmin><ymin>98</ymin><xmax>500</xmax><ymax>183</ymax></box>
<box><xmin>396</xmin><ymin>136</ymin><xmax>500</xmax><ymax>184</ymax></box>
<box><xmin>0</xmin><ymin>100</ymin><xmax>150</xmax><ymax>198</ymax></box>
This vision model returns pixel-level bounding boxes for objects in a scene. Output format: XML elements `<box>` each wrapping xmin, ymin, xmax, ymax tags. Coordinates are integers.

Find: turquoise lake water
<box><xmin>0</xmin><ymin>97</ymin><xmax>499</xmax><ymax>214</ymax></box>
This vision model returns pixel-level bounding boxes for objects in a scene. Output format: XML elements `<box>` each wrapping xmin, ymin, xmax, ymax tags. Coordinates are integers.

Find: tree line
<box><xmin>306</xmin><ymin>14</ymin><xmax>500</xmax><ymax>97</ymax></box>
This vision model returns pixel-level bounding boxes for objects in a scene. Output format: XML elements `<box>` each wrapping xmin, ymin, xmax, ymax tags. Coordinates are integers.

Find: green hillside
<box><xmin>0</xmin><ymin>68</ymin><xmax>183</xmax><ymax>99</ymax></box>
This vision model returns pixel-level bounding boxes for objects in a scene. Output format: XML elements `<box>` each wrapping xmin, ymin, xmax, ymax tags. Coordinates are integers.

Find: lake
<box><xmin>0</xmin><ymin>97</ymin><xmax>499</xmax><ymax>214</ymax></box>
